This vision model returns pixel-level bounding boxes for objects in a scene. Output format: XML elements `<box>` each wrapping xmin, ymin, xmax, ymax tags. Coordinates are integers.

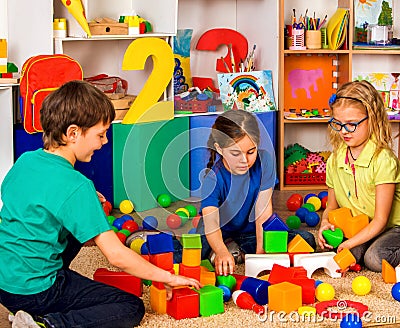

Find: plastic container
<box><xmin>285</xmin><ymin>173</ymin><xmax>326</xmax><ymax>185</ymax></box>
<box><xmin>289</xmin><ymin>29</ymin><xmax>306</xmax><ymax>50</ymax></box>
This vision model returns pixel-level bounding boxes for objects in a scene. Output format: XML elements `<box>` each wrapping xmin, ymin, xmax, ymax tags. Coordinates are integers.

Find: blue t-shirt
<box><xmin>200</xmin><ymin>149</ymin><xmax>276</xmax><ymax>233</ymax></box>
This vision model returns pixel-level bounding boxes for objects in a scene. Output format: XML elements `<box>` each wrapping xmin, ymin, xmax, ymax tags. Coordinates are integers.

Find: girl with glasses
<box><xmin>318</xmin><ymin>80</ymin><xmax>400</xmax><ymax>272</ymax></box>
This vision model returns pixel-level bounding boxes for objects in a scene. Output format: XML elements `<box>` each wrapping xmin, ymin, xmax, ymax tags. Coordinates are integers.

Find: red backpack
<box><xmin>20</xmin><ymin>54</ymin><xmax>83</xmax><ymax>133</ymax></box>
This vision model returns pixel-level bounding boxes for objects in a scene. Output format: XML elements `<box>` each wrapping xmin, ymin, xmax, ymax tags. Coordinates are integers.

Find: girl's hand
<box><xmin>96</xmin><ymin>191</ymin><xmax>106</xmax><ymax>204</ymax></box>
<box><xmin>256</xmin><ymin>246</ymin><xmax>265</xmax><ymax>254</ymax></box>
<box><xmin>163</xmin><ymin>274</ymin><xmax>202</xmax><ymax>300</ymax></box>
<box><xmin>214</xmin><ymin>251</ymin><xmax>235</xmax><ymax>276</ymax></box>
<box><xmin>317</xmin><ymin>221</ymin><xmax>336</xmax><ymax>249</ymax></box>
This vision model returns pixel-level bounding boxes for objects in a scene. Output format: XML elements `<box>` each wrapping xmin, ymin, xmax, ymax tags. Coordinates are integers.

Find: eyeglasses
<box><xmin>328</xmin><ymin>116</ymin><xmax>368</xmax><ymax>133</ymax></box>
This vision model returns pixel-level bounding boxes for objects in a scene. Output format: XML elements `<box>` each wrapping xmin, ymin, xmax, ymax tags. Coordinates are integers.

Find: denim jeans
<box><xmin>349</xmin><ymin>225</ymin><xmax>400</xmax><ymax>272</ymax></box>
<box><xmin>173</xmin><ymin>218</ymin><xmax>317</xmax><ymax>262</ymax></box>
<box><xmin>0</xmin><ymin>235</ymin><xmax>145</xmax><ymax>328</ymax></box>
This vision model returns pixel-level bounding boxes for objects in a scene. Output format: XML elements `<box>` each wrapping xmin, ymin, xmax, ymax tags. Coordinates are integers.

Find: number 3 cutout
<box><xmin>122</xmin><ymin>38</ymin><xmax>174</xmax><ymax>124</ymax></box>
<box><xmin>193</xmin><ymin>28</ymin><xmax>248</xmax><ymax>91</ymax></box>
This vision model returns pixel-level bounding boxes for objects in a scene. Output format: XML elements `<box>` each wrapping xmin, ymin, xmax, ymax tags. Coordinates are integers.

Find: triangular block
<box><xmin>262</xmin><ymin>212</ymin><xmax>289</xmax><ymax>231</ymax></box>
<box><xmin>382</xmin><ymin>259</ymin><xmax>397</xmax><ymax>284</ymax></box>
<box><xmin>288</xmin><ymin>234</ymin><xmax>314</xmax><ymax>253</ymax></box>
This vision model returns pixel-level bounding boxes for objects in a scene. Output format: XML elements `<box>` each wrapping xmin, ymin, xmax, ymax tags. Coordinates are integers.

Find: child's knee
<box><xmin>364</xmin><ymin>248</ymin><xmax>382</xmax><ymax>272</ymax></box>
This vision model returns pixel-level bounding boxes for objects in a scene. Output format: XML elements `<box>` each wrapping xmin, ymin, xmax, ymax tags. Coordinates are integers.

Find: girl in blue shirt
<box><xmin>197</xmin><ymin>110</ymin><xmax>316</xmax><ymax>276</ymax></box>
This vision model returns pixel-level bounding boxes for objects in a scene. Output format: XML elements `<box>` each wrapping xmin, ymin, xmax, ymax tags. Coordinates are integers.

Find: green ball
<box><xmin>142</xmin><ymin>279</ymin><xmax>152</xmax><ymax>286</ymax></box>
<box><xmin>184</xmin><ymin>204</ymin><xmax>197</xmax><ymax>217</ymax></box>
<box><xmin>119</xmin><ymin>229</ymin><xmax>132</xmax><ymax>237</ymax></box>
<box><xmin>176</xmin><ymin>210</ymin><xmax>189</xmax><ymax>225</ymax></box>
<box><xmin>286</xmin><ymin>215</ymin><xmax>301</xmax><ymax>229</ymax></box>
<box><xmin>302</xmin><ymin>203</ymin><xmax>315</xmax><ymax>212</ymax></box>
<box><xmin>157</xmin><ymin>193</ymin><xmax>171</xmax><ymax>207</ymax></box>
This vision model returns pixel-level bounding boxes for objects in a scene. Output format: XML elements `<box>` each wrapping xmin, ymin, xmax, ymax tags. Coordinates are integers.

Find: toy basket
<box><xmin>285</xmin><ymin>173</ymin><xmax>326</xmax><ymax>185</ymax></box>
<box><xmin>174</xmin><ymin>96</ymin><xmax>212</xmax><ymax>113</ymax></box>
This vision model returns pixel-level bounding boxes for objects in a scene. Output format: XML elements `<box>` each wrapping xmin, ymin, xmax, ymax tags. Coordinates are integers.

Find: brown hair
<box><xmin>40</xmin><ymin>80</ymin><xmax>115</xmax><ymax>149</ymax></box>
<box><xmin>329</xmin><ymin>80</ymin><xmax>393</xmax><ymax>155</ymax></box>
<box><xmin>206</xmin><ymin>110</ymin><xmax>260</xmax><ymax>170</ymax></box>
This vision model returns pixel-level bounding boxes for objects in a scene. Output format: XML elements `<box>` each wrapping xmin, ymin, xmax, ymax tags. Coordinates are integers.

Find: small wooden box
<box><xmin>89</xmin><ymin>18</ymin><xmax>128</xmax><ymax>35</ymax></box>
<box><xmin>110</xmin><ymin>94</ymin><xmax>136</xmax><ymax>120</ymax></box>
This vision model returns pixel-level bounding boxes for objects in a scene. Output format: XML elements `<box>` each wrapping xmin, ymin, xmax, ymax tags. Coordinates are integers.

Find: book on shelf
<box><xmin>326</xmin><ymin>8</ymin><xmax>349</xmax><ymax>50</ymax></box>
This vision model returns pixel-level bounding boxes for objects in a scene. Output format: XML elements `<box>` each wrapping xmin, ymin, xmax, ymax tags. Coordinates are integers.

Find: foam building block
<box><xmin>328</xmin><ymin>207</ymin><xmax>352</xmax><ymax>228</ymax></box>
<box><xmin>150</xmin><ymin>285</ymin><xmax>167</xmax><ymax>314</ymax></box>
<box><xmin>196</xmin><ymin>285</ymin><xmax>225</xmax><ymax>317</ymax></box>
<box><xmin>333</xmin><ymin>248</ymin><xmax>356</xmax><ymax>270</ymax></box>
<box><xmin>181</xmin><ymin>233</ymin><xmax>202</xmax><ymax>248</ymax></box>
<box><xmin>293</xmin><ymin>252</ymin><xmax>341</xmax><ymax>278</ymax></box>
<box><xmin>149</xmin><ymin>252</ymin><xmax>174</xmax><ymax>271</ymax></box>
<box><xmin>344</xmin><ymin>214</ymin><xmax>369</xmax><ymax>238</ymax></box>
<box><xmin>245</xmin><ymin>254</ymin><xmax>290</xmax><ymax>277</ymax></box>
<box><xmin>382</xmin><ymin>259</ymin><xmax>397</xmax><ymax>284</ymax></box>
<box><xmin>263</xmin><ymin>231</ymin><xmax>288</xmax><ymax>253</ymax></box>
<box><xmin>112</xmin><ymin>117</ymin><xmax>190</xmax><ymax>211</ymax></box>
<box><xmin>268</xmin><ymin>264</ymin><xmax>307</xmax><ymax>284</ymax></box>
<box><xmin>93</xmin><ymin>268</ymin><xmax>143</xmax><ymax>296</ymax></box>
<box><xmin>200</xmin><ymin>266</ymin><xmax>216</xmax><ymax>286</ymax></box>
<box><xmin>146</xmin><ymin>233</ymin><xmax>174</xmax><ymax>254</ymax></box>
<box><xmin>179</xmin><ymin>263</ymin><xmax>201</xmax><ymax>281</ymax></box>
<box><xmin>167</xmin><ymin>287</ymin><xmax>199</xmax><ymax>319</ymax></box>
<box><xmin>322</xmin><ymin>228</ymin><xmax>344</xmax><ymax>248</ymax></box>
<box><xmin>262</xmin><ymin>212</ymin><xmax>290</xmax><ymax>231</ymax></box>
<box><xmin>288</xmin><ymin>278</ymin><xmax>315</xmax><ymax>304</ymax></box>
<box><xmin>182</xmin><ymin>248</ymin><xmax>201</xmax><ymax>267</ymax></box>
<box><xmin>240</xmin><ymin>277</ymin><xmax>270</xmax><ymax>305</ymax></box>
<box><xmin>268</xmin><ymin>281</ymin><xmax>302</xmax><ymax>313</ymax></box>
<box><xmin>396</xmin><ymin>264</ymin><xmax>400</xmax><ymax>282</ymax></box>
<box><xmin>287</xmin><ymin>234</ymin><xmax>314</xmax><ymax>253</ymax></box>
<box><xmin>0</xmin><ymin>39</ymin><xmax>7</xmax><ymax>73</ymax></box>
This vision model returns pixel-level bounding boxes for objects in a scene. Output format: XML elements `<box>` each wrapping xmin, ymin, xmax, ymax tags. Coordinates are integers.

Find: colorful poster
<box><xmin>217</xmin><ymin>70</ymin><xmax>276</xmax><ymax>112</ymax></box>
<box><xmin>354</xmin><ymin>0</ymin><xmax>393</xmax><ymax>28</ymax></box>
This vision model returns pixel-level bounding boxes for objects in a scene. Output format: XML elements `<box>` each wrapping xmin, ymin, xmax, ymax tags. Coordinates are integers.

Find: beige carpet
<box><xmin>1</xmin><ymin>191</ymin><xmax>400</xmax><ymax>327</ymax></box>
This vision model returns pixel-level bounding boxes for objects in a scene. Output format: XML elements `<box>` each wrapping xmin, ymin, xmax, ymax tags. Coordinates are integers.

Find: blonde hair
<box><xmin>328</xmin><ymin>80</ymin><xmax>393</xmax><ymax>155</ymax></box>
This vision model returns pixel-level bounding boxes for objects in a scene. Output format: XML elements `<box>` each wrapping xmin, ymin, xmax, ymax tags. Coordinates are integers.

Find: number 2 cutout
<box><xmin>193</xmin><ymin>28</ymin><xmax>248</xmax><ymax>91</ymax></box>
<box><xmin>122</xmin><ymin>38</ymin><xmax>174</xmax><ymax>124</ymax></box>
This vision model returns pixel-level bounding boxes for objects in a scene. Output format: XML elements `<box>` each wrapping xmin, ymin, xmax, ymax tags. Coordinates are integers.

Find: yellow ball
<box><xmin>352</xmin><ymin>276</ymin><xmax>371</xmax><ymax>296</ymax></box>
<box><xmin>129</xmin><ymin>238</ymin><xmax>145</xmax><ymax>254</ymax></box>
<box><xmin>315</xmin><ymin>282</ymin><xmax>335</xmax><ymax>301</ymax></box>
<box><xmin>306</xmin><ymin>196</ymin><xmax>322</xmax><ymax>211</ymax></box>
<box><xmin>119</xmin><ymin>200</ymin><xmax>134</xmax><ymax>214</ymax></box>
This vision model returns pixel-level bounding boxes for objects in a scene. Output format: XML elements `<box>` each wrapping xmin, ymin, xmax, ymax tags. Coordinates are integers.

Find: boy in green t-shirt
<box><xmin>0</xmin><ymin>80</ymin><xmax>200</xmax><ymax>328</ymax></box>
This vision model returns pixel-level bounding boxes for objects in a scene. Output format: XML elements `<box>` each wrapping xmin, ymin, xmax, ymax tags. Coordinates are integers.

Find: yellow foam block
<box><xmin>288</xmin><ymin>234</ymin><xmax>314</xmax><ymax>253</ymax></box>
<box><xmin>182</xmin><ymin>248</ymin><xmax>201</xmax><ymax>267</ymax></box>
<box><xmin>382</xmin><ymin>259</ymin><xmax>396</xmax><ymax>284</ymax></box>
<box><xmin>328</xmin><ymin>207</ymin><xmax>352</xmax><ymax>230</ymax></box>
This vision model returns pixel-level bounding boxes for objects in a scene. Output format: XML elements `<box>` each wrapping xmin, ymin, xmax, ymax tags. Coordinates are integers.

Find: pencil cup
<box><xmin>305</xmin><ymin>30</ymin><xmax>322</xmax><ymax>49</ymax></box>
<box><xmin>289</xmin><ymin>29</ymin><xmax>306</xmax><ymax>50</ymax></box>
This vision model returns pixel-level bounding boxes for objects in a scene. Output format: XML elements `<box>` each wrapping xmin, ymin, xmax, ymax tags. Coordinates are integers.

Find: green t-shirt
<box><xmin>0</xmin><ymin>149</ymin><xmax>111</xmax><ymax>295</ymax></box>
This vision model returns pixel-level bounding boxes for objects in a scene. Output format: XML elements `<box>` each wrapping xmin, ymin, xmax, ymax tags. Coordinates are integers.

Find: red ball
<box><xmin>321</xmin><ymin>196</ymin><xmax>328</xmax><ymax>209</ymax></box>
<box><xmin>286</xmin><ymin>196</ymin><xmax>302</xmax><ymax>211</ymax></box>
<box><xmin>102</xmin><ymin>201</ymin><xmax>113</xmax><ymax>216</ymax></box>
<box><xmin>166</xmin><ymin>214</ymin><xmax>182</xmax><ymax>229</ymax></box>
<box><xmin>122</xmin><ymin>220</ymin><xmax>139</xmax><ymax>233</ymax></box>
<box><xmin>291</xmin><ymin>193</ymin><xmax>303</xmax><ymax>203</ymax></box>
<box><xmin>349</xmin><ymin>263</ymin><xmax>362</xmax><ymax>272</ymax></box>
<box><xmin>192</xmin><ymin>215</ymin><xmax>201</xmax><ymax>228</ymax></box>
<box><xmin>116</xmin><ymin>231</ymin><xmax>127</xmax><ymax>243</ymax></box>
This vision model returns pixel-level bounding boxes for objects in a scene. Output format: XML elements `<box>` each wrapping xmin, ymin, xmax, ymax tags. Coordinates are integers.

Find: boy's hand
<box><xmin>214</xmin><ymin>250</ymin><xmax>235</xmax><ymax>276</ymax></box>
<box><xmin>163</xmin><ymin>274</ymin><xmax>202</xmax><ymax>300</ymax></box>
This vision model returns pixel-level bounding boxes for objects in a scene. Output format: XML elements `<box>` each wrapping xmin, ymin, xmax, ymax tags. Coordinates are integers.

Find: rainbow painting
<box><xmin>217</xmin><ymin>70</ymin><xmax>277</xmax><ymax>112</ymax></box>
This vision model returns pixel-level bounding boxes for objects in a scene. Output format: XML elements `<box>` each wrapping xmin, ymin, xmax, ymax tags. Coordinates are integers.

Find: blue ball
<box><xmin>140</xmin><ymin>242</ymin><xmax>149</xmax><ymax>255</ymax></box>
<box><xmin>318</xmin><ymin>191</ymin><xmax>328</xmax><ymax>199</ymax></box>
<box><xmin>392</xmin><ymin>282</ymin><xmax>400</xmax><ymax>301</ymax></box>
<box><xmin>143</xmin><ymin>215</ymin><xmax>158</xmax><ymax>230</ymax></box>
<box><xmin>295</xmin><ymin>207</ymin><xmax>310</xmax><ymax>223</ymax></box>
<box><xmin>315</xmin><ymin>280</ymin><xmax>323</xmax><ymax>288</ymax></box>
<box><xmin>305</xmin><ymin>211</ymin><xmax>320</xmax><ymax>227</ymax></box>
<box><xmin>340</xmin><ymin>313</ymin><xmax>362</xmax><ymax>328</ymax></box>
<box><xmin>218</xmin><ymin>285</ymin><xmax>232</xmax><ymax>302</ymax></box>
<box><xmin>304</xmin><ymin>193</ymin><xmax>317</xmax><ymax>203</ymax></box>
<box><xmin>119</xmin><ymin>214</ymin><xmax>133</xmax><ymax>222</ymax></box>
<box><xmin>113</xmin><ymin>217</ymin><xmax>127</xmax><ymax>230</ymax></box>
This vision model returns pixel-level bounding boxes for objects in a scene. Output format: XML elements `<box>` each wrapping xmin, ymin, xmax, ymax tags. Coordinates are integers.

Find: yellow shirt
<box><xmin>326</xmin><ymin>140</ymin><xmax>400</xmax><ymax>228</ymax></box>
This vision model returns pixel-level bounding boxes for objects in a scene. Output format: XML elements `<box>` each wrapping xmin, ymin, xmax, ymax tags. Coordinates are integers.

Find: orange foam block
<box><xmin>182</xmin><ymin>248</ymin><xmax>201</xmax><ymax>267</ymax></box>
<box><xmin>268</xmin><ymin>281</ymin><xmax>302</xmax><ymax>313</ymax></box>
<box><xmin>333</xmin><ymin>248</ymin><xmax>356</xmax><ymax>270</ymax></box>
<box><xmin>344</xmin><ymin>214</ymin><xmax>369</xmax><ymax>238</ymax></box>
<box><xmin>328</xmin><ymin>207</ymin><xmax>352</xmax><ymax>230</ymax></box>
<box><xmin>382</xmin><ymin>259</ymin><xmax>397</xmax><ymax>283</ymax></box>
<box><xmin>200</xmin><ymin>266</ymin><xmax>216</xmax><ymax>286</ymax></box>
<box><xmin>150</xmin><ymin>285</ymin><xmax>167</xmax><ymax>314</ymax></box>
<box><xmin>287</xmin><ymin>234</ymin><xmax>314</xmax><ymax>253</ymax></box>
